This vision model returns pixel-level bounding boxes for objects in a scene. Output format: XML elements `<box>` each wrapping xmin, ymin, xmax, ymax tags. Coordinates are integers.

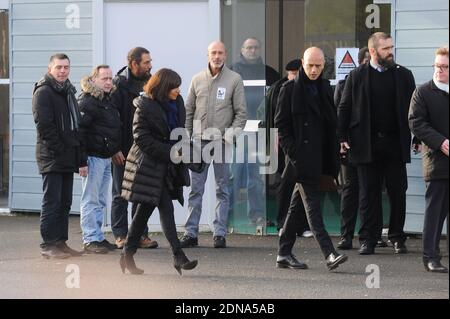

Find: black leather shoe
<box><xmin>84</xmin><ymin>242</ymin><xmax>109</xmax><ymax>254</ymax></box>
<box><xmin>337</xmin><ymin>238</ymin><xmax>353</xmax><ymax>250</ymax></box>
<box><xmin>100</xmin><ymin>239</ymin><xmax>117</xmax><ymax>251</ymax></box>
<box><xmin>424</xmin><ymin>260</ymin><xmax>448</xmax><ymax>273</ymax></box>
<box><xmin>393</xmin><ymin>242</ymin><xmax>408</xmax><ymax>254</ymax></box>
<box><xmin>41</xmin><ymin>247</ymin><xmax>71</xmax><ymax>259</ymax></box>
<box><xmin>179</xmin><ymin>235</ymin><xmax>198</xmax><ymax>248</ymax></box>
<box><xmin>326</xmin><ymin>253</ymin><xmax>348</xmax><ymax>271</ymax></box>
<box><xmin>213</xmin><ymin>236</ymin><xmax>226</xmax><ymax>248</ymax></box>
<box><xmin>277</xmin><ymin>255</ymin><xmax>308</xmax><ymax>269</ymax></box>
<box><xmin>376</xmin><ymin>239</ymin><xmax>388</xmax><ymax>248</ymax></box>
<box><xmin>57</xmin><ymin>242</ymin><xmax>83</xmax><ymax>257</ymax></box>
<box><xmin>359</xmin><ymin>243</ymin><xmax>375</xmax><ymax>255</ymax></box>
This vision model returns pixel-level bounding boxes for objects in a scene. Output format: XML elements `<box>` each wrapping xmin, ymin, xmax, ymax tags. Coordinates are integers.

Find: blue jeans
<box><xmin>80</xmin><ymin>157</ymin><xmax>111</xmax><ymax>244</ymax></box>
<box><xmin>185</xmin><ymin>140</ymin><xmax>231</xmax><ymax>238</ymax></box>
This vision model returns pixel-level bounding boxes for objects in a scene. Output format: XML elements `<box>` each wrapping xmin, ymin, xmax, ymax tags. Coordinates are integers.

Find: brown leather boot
<box><xmin>139</xmin><ymin>235</ymin><xmax>158</xmax><ymax>249</ymax></box>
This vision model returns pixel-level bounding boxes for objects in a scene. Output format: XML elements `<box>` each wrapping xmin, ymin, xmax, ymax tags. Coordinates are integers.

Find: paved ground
<box><xmin>0</xmin><ymin>214</ymin><xmax>448</xmax><ymax>299</ymax></box>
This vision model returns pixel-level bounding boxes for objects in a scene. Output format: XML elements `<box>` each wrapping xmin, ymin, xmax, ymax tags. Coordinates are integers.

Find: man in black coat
<box><xmin>275</xmin><ymin>47</ymin><xmax>348</xmax><ymax>271</ymax></box>
<box><xmin>335</xmin><ymin>47</ymin><xmax>388</xmax><ymax>250</ymax></box>
<box><xmin>110</xmin><ymin>47</ymin><xmax>158</xmax><ymax>249</ymax></box>
<box><xmin>78</xmin><ymin>65</ymin><xmax>121</xmax><ymax>254</ymax></box>
<box><xmin>409</xmin><ymin>46</ymin><xmax>449</xmax><ymax>273</ymax></box>
<box><xmin>338</xmin><ymin>32</ymin><xmax>416</xmax><ymax>255</ymax></box>
<box><xmin>32</xmin><ymin>53</ymin><xmax>86</xmax><ymax>259</ymax></box>
<box><xmin>263</xmin><ymin>59</ymin><xmax>311</xmax><ymax>236</ymax></box>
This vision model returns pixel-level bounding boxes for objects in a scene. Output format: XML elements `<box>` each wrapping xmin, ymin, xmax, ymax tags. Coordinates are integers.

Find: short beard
<box><xmin>377</xmin><ymin>53</ymin><xmax>396</xmax><ymax>69</ymax></box>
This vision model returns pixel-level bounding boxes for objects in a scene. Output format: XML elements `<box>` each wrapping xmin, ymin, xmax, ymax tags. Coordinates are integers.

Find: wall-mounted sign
<box><xmin>336</xmin><ymin>48</ymin><xmax>360</xmax><ymax>81</ymax></box>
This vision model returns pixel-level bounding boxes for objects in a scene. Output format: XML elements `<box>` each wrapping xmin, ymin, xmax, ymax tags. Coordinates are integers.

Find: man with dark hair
<box><xmin>127</xmin><ymin>47</ymin><xmax>150</xmax><ymax>69</ymax></box>
<box><xmin>275</xmin><ymin>47</ymin><xmax>348</xmax><ymax>271</ymax></box>
<box><xmin>338</xmin><ymin>32</ymin><xmax>416</xmax><ymax>255</ymax></box>
<box><xmin>110</xmin><ymin>47</ymin><xmax>158</xmax><ymax>249</ymax></box>
<box><xmin>335</xmin><ymin>46</ymin><xmax>388</xmax><ymax>250</ymax></box>
<box><xmin>32</xmin><ymin>53</ymin><xmax>86</xmax><ymax>259</ymax></box>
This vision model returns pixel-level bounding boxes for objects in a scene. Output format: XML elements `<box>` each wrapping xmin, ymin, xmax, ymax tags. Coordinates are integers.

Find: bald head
<box><xmin>302</xmin><ymin>47</ymin><xmax>325</xmax><ymax>80</ymax></box>
<box><xmin>208</xmin><ymin>41</ymin><xmax>227</xmax><ymax>75</ymax></box>
<box><xmin>208</xmin><ymin>41</ymin><xmax>226</xmax><ymax>53</ymax></box>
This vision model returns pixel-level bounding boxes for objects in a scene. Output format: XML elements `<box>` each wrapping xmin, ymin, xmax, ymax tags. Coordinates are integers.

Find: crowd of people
<box><xmin>31</xmin><ymin>32</ymin><xmax>449</xmax><ymax>275</ymax></box>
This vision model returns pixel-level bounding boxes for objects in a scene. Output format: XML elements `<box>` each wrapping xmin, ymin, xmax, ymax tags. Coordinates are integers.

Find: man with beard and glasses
<box><xmin>338</xmin><ymin>33</ymin><xmax>417</xmax><ymax>255</ymax></box>
<box><xmin>110</xmin><ymin>47</ymin><xmax>159</xmax><ymax>250</ymax></box>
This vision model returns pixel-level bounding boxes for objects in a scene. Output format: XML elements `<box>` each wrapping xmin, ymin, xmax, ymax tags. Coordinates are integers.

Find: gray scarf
<box><xmin>45</xmin><ymin>74</ymin><xmax>81</xmax><ymax>131</ymax></box>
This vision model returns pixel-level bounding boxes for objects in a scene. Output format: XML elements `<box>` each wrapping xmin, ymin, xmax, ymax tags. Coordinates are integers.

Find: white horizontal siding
<box><xmin>13</xmin><ymin>50</ymin><xmax>92</xmax><ymax>67</ymax></box>
<box><xmin>12</xmin><ymin>145</ymin><xmax>36</xmax><ymax>161</ymax></box>
<box><xmin>13</xmin><ymin>34</ymin><xmax>92</xmax><ymax>51</ymax></box>
<box><xmin>12</xmin><ymin>18</ymin><xmax>92</xmax><ymax>35</ymax></box>
<box><xmin>396</xmin><ymin>11</ymin><xmax>449</xmax><ymax>30</ymax></box>
<box><xmin>396</xmin><ymin>0</ymin><xmax>449</xmax><ymax>12</ymax></box>
<box><xmin>396</xmin><ymin>48</ymin><xmax>443</xmax><ymax>66</ymax></box>
<box><xmin>11</xmin><ymin>193</ymin><xmax>81</xmax><ymax>213</ymax></box>
<box><xmin>12</xmin><ymin>1</ymin><xmax>91</xmax><ymax>20</ymax></box>
<box><xmin>12</xmin><ymin>98</ymin><xmax>32</xmax><ymax>113</ymax></box>
<box><xmin>13</xmin><ymin>66</ymin><xmax>90</xmax><ymax>83</ymax></box>
<box><xmin>10</xmin><ymin>0</ymin><xmax>93</xmax><ymax>213</ymax></box>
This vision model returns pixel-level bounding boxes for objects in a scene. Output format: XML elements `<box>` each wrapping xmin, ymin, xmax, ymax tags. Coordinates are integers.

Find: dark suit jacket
<box><xmin>409</xmin><ymin>80</ymin><xmax>449</xmax><ymax>181</ymax></box>
<box><xmin>337</xmin><ymin>63</ymin><xmax>416</xmax><ymax>164</ymax></box>
<box><xmin>275</xmin><ymin>72</ymin><xmax>340</xmax><ymax>185</ymax></box>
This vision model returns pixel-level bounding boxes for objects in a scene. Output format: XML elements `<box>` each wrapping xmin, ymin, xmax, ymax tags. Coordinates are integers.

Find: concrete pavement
<box><xmin>0</xmin><ymin>214</ymin><xmax>448</xmax><ymax>299</ymax></box>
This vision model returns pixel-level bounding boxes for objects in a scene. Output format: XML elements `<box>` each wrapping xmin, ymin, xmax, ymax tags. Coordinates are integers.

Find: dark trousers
<box><xmin>423</xmin><ymin>180</ymin><xmax>449</xmax><ymax>261</ymax></box>
<box><xmin>339</xmin><ymin>164</ymin><xmax>383</xmax><ymax>241</ymax></box>
<box><xmin>124</xmin><ymin>187</ymin><xmax>180</xmax><ymax>255</ymax></box>
<box><xmin>111</xmin><ymin>163</ymin><xmax>147</xmax><ymax>238</ymax></box>
<box><xmin>40</xmin><ymin>173</ymin><xmax>74</xmax><ymax>249</ymax></box>
<box><xmin>357</xmin><ymin>160</ymin><xmax>407</xmax><ymax>246</ymax></box>
<box><xmin>279</xmin><ymin>183</ymin><xmax>336</xmax><ymax>259</ymax></box>
<box><xmin>276</xmin><ymin>176</ymin><xmax>309</xmax><ymax>233</ymax></box>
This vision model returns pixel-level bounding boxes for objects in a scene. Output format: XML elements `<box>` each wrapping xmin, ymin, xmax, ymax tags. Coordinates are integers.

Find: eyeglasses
<box><xmin>433</xmin><ymin>64</ymin><xmax>449</xmax><ymax>72</ymax></box>
<box><xmin>244</xmin><ymin>46</ymin><xmax>260</xmax><ymax>50</ymax></box>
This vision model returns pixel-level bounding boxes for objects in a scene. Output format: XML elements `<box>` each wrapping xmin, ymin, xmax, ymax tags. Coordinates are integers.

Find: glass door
<box><xmin>222</xmin><ymin>0</ymin><xmax>392</xmax><ymax>235</ymax></box>
<box><xmin>222</xmin><ymin>0</ymin><xmax>278</xmax><ymax>235</ymax></box>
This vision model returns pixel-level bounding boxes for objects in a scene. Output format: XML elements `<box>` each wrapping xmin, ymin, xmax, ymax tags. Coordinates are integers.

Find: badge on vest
<box><xmin>217</xmin><ymin>88</ymin><xmax>226</xmax><ymax>100</ymax></box>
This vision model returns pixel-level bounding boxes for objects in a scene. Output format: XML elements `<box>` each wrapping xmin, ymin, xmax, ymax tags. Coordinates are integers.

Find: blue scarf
<box><xmin>164</xmin><ymin>100</ymin><xmax>179</xmax><ymax>133</ymax></box>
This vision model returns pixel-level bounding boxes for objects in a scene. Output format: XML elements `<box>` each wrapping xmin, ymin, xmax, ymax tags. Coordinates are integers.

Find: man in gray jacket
<box><xmin>409</xmin><ymin>46</ymin><xmax>449</xmax><ymax>273</ymax></box>
<box><xmin>180</xmin><ymin>41</ymin><xmax>247</xmax><ymax>249</ymax></box>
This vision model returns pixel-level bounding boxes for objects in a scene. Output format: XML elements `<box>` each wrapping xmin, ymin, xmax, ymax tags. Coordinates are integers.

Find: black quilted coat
<box><xmin>121</xmin><ymin>94</ymin><xmax>189</xmax><ymax>206</ymax></box>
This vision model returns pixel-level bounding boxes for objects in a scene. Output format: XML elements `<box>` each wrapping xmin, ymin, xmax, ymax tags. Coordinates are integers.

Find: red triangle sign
<box><xmin>339</xmin><ymin>51</ymin><xmax>357</xmax><ymax>68</ymax></box>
